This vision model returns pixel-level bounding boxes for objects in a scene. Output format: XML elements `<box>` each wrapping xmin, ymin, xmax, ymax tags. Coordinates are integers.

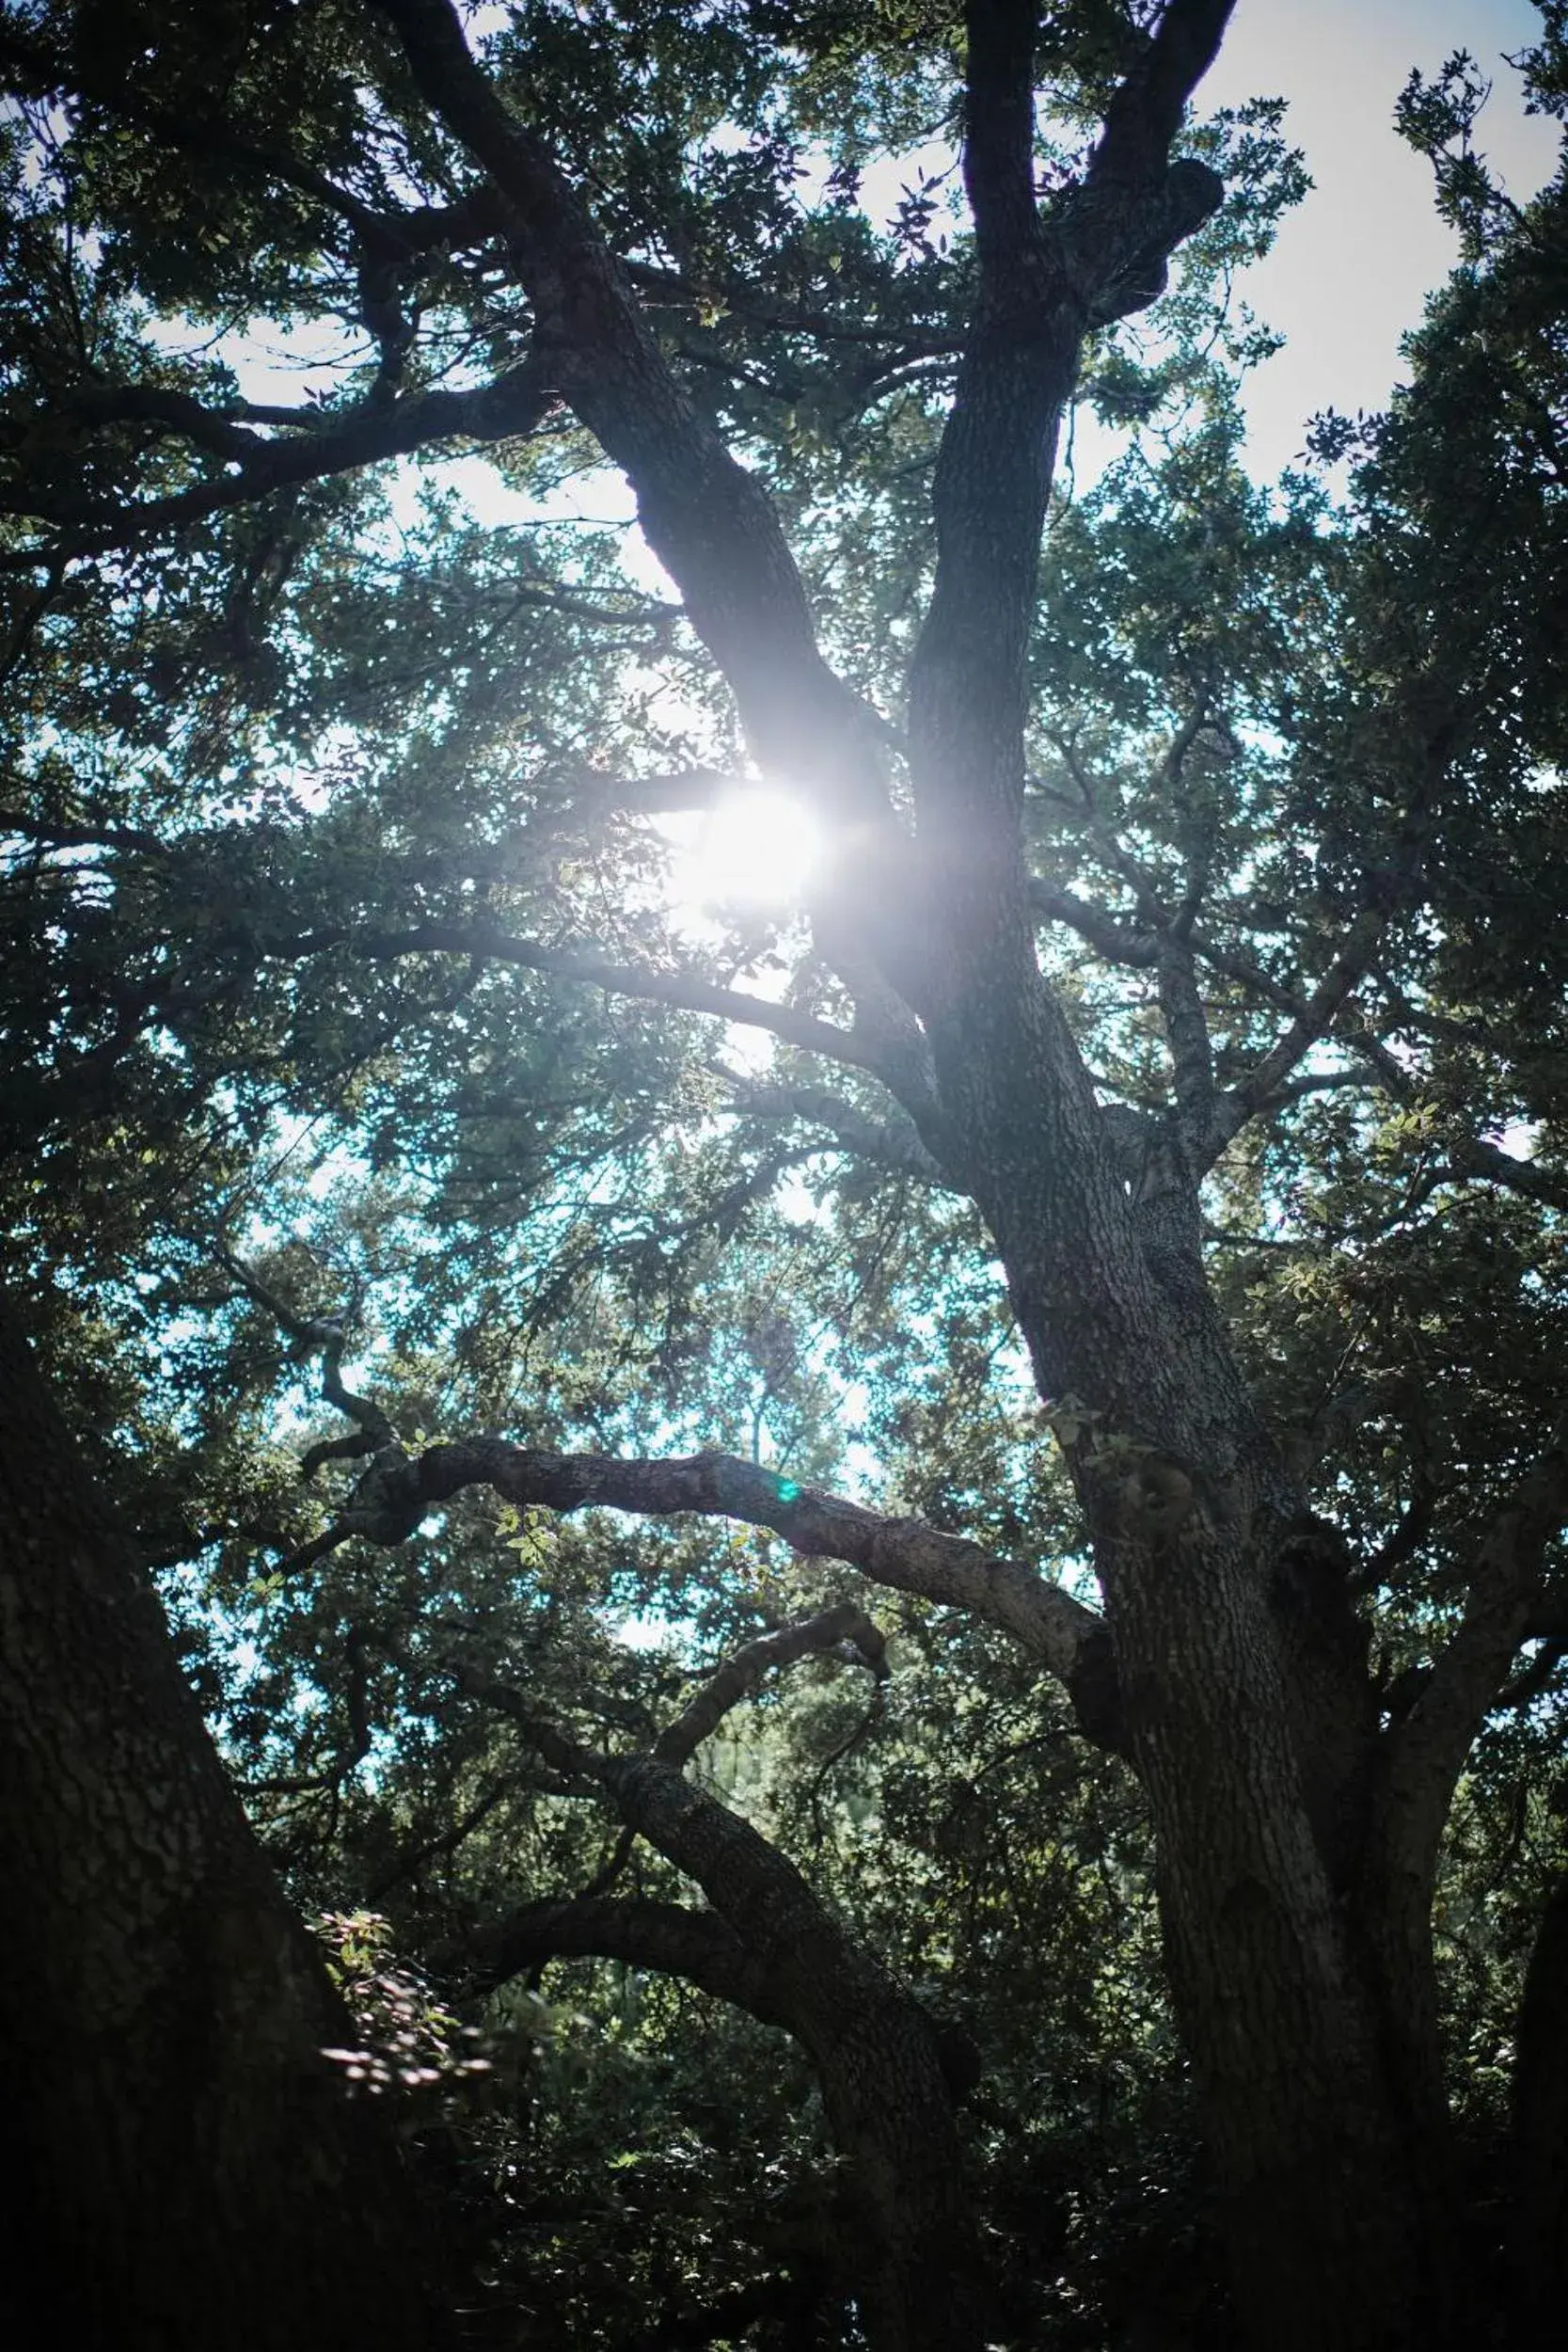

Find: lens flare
<box><xmin>674</xmin><ymin>788</ymin><xmax>822</xmax><ymax>912</ymax></box>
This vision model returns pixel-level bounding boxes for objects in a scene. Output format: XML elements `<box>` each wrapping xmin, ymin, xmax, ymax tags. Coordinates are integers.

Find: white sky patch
<box><xmin>613</xmin><ymin>1611</ymin><xmax>673</xmax><ymax>1652</ymax></box>
<box><xmin>1491</xmin><ymin>1120</ymin><xmax>1541</xmax><ymax>1164</ymax></box>
<box><xmin>211</xmin><ymin>320</ymin><xmax>360</xmax><ymax>406</ymax></box>
<box><xmin>1202</xmin><ymin>0</ymin><xmax>1560</xmax><ymax>478</ymax></box>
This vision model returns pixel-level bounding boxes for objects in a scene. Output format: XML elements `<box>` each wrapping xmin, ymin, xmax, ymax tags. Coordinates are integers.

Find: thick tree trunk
<box><xmin>0</xmin><ymin>1295</ymin><xmax>450</xmax><ymax>2351</ymax></box>
<box><xmin>1105</xmin><ymin>1523</ymin><xmax>1440</xmax><ymax>2352</ymax></box>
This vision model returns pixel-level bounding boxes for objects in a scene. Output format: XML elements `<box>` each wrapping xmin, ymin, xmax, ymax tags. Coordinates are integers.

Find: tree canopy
<box><xmin>2</xmin><ymin>5</ymin><xmax>1567</xmax><ymax>2349</ymax></box>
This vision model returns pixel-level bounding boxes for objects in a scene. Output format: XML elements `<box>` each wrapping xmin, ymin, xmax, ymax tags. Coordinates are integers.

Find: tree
<box><xmin>0</xmin><ymin>1297</ymin><xmax>454</xmax><ymax>2350</ymax></box>
<box><xmin>1</xmin><ymin>3</ymin><xmax>1565</xmax><ymax>2348</ymax></box>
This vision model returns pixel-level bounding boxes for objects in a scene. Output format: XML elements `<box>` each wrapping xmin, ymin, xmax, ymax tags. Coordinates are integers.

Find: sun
<box><xmin>667</xmin><ymin>787</ymin><xmax>823</xmax><ymax>916</ymax></box>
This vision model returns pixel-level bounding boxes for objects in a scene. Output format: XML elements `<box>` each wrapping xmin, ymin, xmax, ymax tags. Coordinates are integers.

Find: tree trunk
<box><xmin>0</xmin><ymin>1295</ymin><xmax>451</xmax><ymax>2351</ymax></box>
<box><xmin>1105</xmin><ymin>1522</ymin><xmax>1439</xmax><ymax>2352</ymax></box>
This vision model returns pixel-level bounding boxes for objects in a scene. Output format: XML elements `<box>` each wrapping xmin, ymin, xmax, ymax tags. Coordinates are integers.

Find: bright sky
<box><xmin>1205</xmin><ymin>0</ymin><xmax>1560</xmax><ymax>474</ymax></box>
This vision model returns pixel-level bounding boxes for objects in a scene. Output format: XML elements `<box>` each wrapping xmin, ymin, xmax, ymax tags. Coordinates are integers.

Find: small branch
<box><xmin>1442</xmin><ymin>1136</ymin><xmax>1568</xmax><ymax>1216</ymax></box>
<box><xmin>1497</xmin><ymin>1637</ymin><xmax>1568</xmax><ymax>1712</ymax></box>
<box><xmin>579</xmin><ymin>1821</ymin><xmax>637</xmax><ymax>1899</ymax></box>
<box><xmin>624</xmin><ymin>257</ymin><xmax>959</xmax><ymax>357</ymax></box>
<box><xmin>721</xmin><ymin>1075</ymin><xmax>950</xmax><ymax>1184</ymax></box>
<box><xmin>332</xmin><ymin>922</ymin><xmax>884</xmax><ymax>1073</ymax></box>
<box><xmin>0</xmin><ymin>17</ymin><xmax>484</xmax><ymax>265</ymax></box>
<box><xmin>365</xmin><ymin>1778</ymin><xmax>512</xmax><ymax>1901</ymax></box>
<box><xmin>219</xmin><ymin>1249</ymin><xmax>396</xmax><ymax>1450</ymax></box>
<box><xmin>1360</xmin><ymin>1480</ymin><xmax>1440</xmax><ymax>1593</ymax></box>
<box><xmin>1377</xmin><ymin>1412</ymin><xmax>1568</xmax><ymax>1891</ymax></box>
<box><xmin>445</xmin><ymin>1658</ymin><xmax>612</xmax><ymax>1784</ymax></box>
<box><xmin>654</xmin><ymin>1602</ymin><xmax>887</xmax><ymax>1769</ymax></box>
<box><xmin>1</xmin><ymin>361</ymin><xmax>557</xmax><ymax>557</ymax></box>
<box><xmin>1219</xmin><ymin>906</ymin><xmax>1388</xmax><ymax>1139</ymax></box>
<box><xmin>1026</xmin><ymin>879</ymin><xmax>1160</xmax><ymax>966</ymax></box>
<box><xmin>0</xmin><ymin>809</ymin><xmax>169</xmax><ymax>859</ymax></box>
<box><xmin>1054</xmin><ymin>742</ymin><xmax>1170</xmax><ymax>921</ymax></box>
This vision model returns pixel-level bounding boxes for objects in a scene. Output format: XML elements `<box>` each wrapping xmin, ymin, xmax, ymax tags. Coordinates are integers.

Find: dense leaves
<box><xmin>3</xmin><ymin>4</ymin><xmax>1568</xmax><ymax>2348</ymax></box>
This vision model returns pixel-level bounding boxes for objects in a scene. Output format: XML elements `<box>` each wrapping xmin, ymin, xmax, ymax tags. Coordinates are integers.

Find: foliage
<box><xmin>3</xmin><ymin>4</ymin><xmax>1568</xmax><ymax>2348</ymax></box>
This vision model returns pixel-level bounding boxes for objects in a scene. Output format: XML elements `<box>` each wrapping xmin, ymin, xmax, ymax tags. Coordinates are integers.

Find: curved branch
<box><xmin>1375</xmin><ymin>1413</ymin><xmax>1568</xmax><ymax>1895</ymax></box>
<box><xmin>654</xmin><ymin>1602</ymin><xmax>887</xmax><ymax>1769</ymax></box>
<box><xmin>336</xmin><ymin>922</ymin><xmax>885</xmax><ymax>1073</ymax></box>
<box><xmin>219</xmin><ymin>1249</ymin><xmax>397</xmax><ymax>1451</ymax></box>
<box><xmin>1027</xmin><ymin>879</ymin><xmax>1160</xmax><ymax>966</ymax></box>
<box><xmin>369</xmin><ymin>0</ymin><xmax>893</xmax><ymax>818</ymax></box>
<box><xmin>455</xmin><ymin>1893</ymin><xmax>789</xmax><ymax>2023</ymax></box>
<box><xmin>468</xmin><ymin>1444</ymin><xmax>1085</xmax><ymax>1671</ymax></box>
<box><xmin>322</xmin><ymin>1435</ymin><xmax>1113</xmax><ymax>1735</ymax></box>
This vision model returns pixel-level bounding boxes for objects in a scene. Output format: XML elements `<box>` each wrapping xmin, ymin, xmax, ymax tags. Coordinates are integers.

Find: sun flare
<box><xmin>668</xmin><ymin>787</ymin><xmax>823</xmax><ymax>915</ymax></box>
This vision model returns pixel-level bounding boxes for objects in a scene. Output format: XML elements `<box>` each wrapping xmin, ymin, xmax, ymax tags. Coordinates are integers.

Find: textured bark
<box><xmin>612</xmin><ymin>1753</ymin><xmax>983</xmax><ymax>2352</ymax></box>
<box><xmin>1107</xmin><ymin>1524</ymin><xmax>1441</xmax><ymax>2352</ymax></box>
<box><xmin>293</xmin><ymin>1433</ymin><xmax>1108</xmax><ymax>1704</ymax></box>
<box><xmin>0</xmin><ymin>1296</ymin><xmax>448</xmax><ymax>2352</ymax></box>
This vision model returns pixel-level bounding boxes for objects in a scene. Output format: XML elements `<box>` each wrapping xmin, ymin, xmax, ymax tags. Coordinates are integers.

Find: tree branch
<box><xmin>1218</xmin><ymin>907</ymin><xmax>1388</xmax><ymax>1141</ymax></box>
<box><xmin>454</xmin><ymin>1893</ymin><xmax>788</xmax><ymax>2023</ymax></box>
<box><xmin>960</xmin><ymin>1</ymin><xmax>1044</xmax><ymax>268</ymax></box>
<box><xmin>220</xmin><ymin>1249</ymin><xmax>397</xmax><ymax>1452</ymax></box>
<box><xmin>272</xmin><ymin>1416</ymin><xmax>1113</xmax><ymax>1733</ymax></box>
<box><xmin>452</xmin><ymin>1443</ymin><xmax>1099</xmax><ymax>1689</ymax></box>
<box><xmin>654</xmin><ymin>1602</ymin><xmax>887</xmax><ymax>1769</ymax></box>
<box><xmin>720</xmin><ymin>1076</ymin><xmax>951</xmax><ymax>1184</ymax></box>
<box><xmin>437</xmin><ymin>1638</ymin><xmax>984</xmax><ymax>2335</ymax></box>
<box><xmin>1375</xmin><ymin>1412</ymin><xmax>1568</xmax><ymax>1895</ymax></box>
<box><xmin>368</xmin><ymin>0</ymin><xmax>892</xmax><ymax>818</ymax></box>
<box><xmin>0</xmin><ymin>363</ymin><xmax>556</xmax><ymax>557</ymax></box>
<box><xmin>1091</xmin><ymin>1</ymin><xmax>1237</xmax><ymax>187</ymax></box>
<box><xmin>908</xmin><ymin>5</ymin><xmax>1226</xmax><ymax>856</ymax></box>
<box><xmin>330</xmin><ymin>922</ymin><xmax>886</xmax><ymax>1074</ymax></box>
<box><xmin>1027</xmin><ymin>879</ymin><xmax>1160</xmax><ymax>966</ymax></box>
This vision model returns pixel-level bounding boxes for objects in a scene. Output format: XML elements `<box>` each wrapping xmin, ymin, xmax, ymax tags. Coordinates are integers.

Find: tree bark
<box><xmin>0</xmin><ymin>1294</ymin><xmax>449</xmax><ymax>2351</ymax></box>
<box><xmin>1081</xmin><ymin>1503</ymin><xmax>1437</xmax><ymax>2352</ymax></box>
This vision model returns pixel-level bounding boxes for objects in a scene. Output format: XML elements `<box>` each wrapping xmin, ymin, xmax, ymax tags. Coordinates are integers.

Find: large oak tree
<box><xmin>2</xmin><ymin>3</ymin><xmax>1567</xmax><ymax>2347</ymax></box>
